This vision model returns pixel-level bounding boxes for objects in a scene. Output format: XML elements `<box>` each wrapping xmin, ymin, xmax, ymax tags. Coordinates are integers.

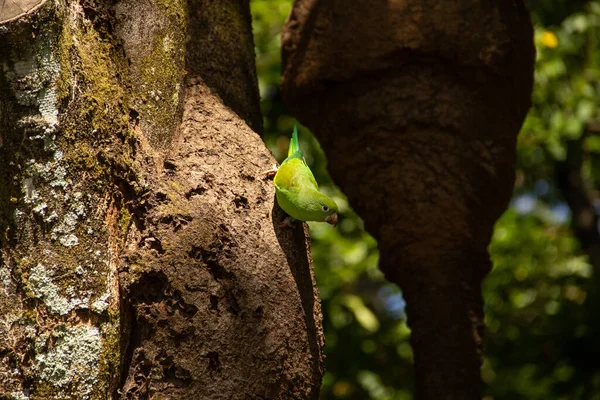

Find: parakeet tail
<box><xmin>288</xmin><ymin>124</ymin><xmax>300</xmax><ymax>157</ymax></box>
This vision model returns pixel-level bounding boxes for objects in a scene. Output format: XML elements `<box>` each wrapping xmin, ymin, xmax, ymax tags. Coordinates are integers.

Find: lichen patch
<box><xmin>34</xmin><ymin>325</ymin><xmax>102</xmax><ymax>398</ymax></box>
<box><xmin>4</xmin><ymin>27</ymin><xmax>60</xmax><ymax>131</ymax></box>
<box><xmin>28</xmin><ymin>263</ymin><xmax>86</xmax><ymax>315</ymax></box>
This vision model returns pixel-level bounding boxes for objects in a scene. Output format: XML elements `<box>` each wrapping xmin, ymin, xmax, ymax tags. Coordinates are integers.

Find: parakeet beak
<box><xmin>325</xmin><ymin>213</ymin><xmax>338</xmax><ymax>227</ymax></box>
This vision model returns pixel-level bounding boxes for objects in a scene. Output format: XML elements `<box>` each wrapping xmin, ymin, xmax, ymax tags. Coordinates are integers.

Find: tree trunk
<box><xmin>281</xmin><ymin>1</ymin><xmax>535</xmax><ymax>399</ymax></box>
<box><xmin>0</xmin><ymin>1</ymin><xmax>323</xmax><ymax>399</ymax></box>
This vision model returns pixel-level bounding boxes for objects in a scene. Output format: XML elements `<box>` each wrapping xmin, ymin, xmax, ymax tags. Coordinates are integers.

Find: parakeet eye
<box><xmin>322</xmin><ymin>205</ymin><xmax>329</xmax><ymax>212</ymax></box>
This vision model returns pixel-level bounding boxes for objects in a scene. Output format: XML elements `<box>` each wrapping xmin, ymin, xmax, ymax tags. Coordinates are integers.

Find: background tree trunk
<box><xmin>281</xmin><ymin>1</ymin><xmax>535</xmax><ymax>399</ymax></box>
<box><xmin>0</xmin><ymin>0</ymin><xmax>323</xmax><ymax>398</ymax></box>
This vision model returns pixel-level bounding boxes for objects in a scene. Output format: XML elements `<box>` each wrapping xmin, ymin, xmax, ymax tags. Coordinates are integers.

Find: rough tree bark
<box><xmin>281</xmin><ymin>1</ymin><xmax>535</xmax><ymax>399</ymax></box>
<box><xmin>0</xmin><ymin>0</ymin><xmax>323</xmax><ymax>399</ymax></box>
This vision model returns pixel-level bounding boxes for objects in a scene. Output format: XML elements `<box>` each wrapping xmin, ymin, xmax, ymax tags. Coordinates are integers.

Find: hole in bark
<box><xmin>208</xmin><ymin>262</ymin><xmax>232</xmax><ymax>281</ymax></box>
<box><xmin>240</xmin><ymin>173</ymin><xmax>255</xmax><ymax>181</ymax></box>
<box><xmin>227</xmin><ymin>291</ymin><xmax>241</xmax><ymax>316</ymax></box>
<box><xmin>159</xmin><ymin>215</ymin><xmax>173</xmax><ymax>224</ymax></box>
<box><xmin>164</xmin><ymin>364</ymin><xmax>192</xmax><ymax>388</ymax></box>
<box><xmin>158</xmin><ymin>354</ymin><xmax>173</xmax><ymax>366</ymax></box>
<box><xmin>188</xmin><ymin>245</ymin><xmax>203</xmax><ymax>260</ymax></box>
<box><xmin>141</xmin><ymin>236</ymin><xmax>165</xmax><ymax>254</ymax></box>
<box><xmin>234</xmin><ymin>195</ymin><xmax>249</xmax><ymax>209</ymax></box>
<box><xmin>139</xmin><ymin>358</ymin><xmax>152</xmax><ymax>379</ymax></box>
<box><xmin>177</xmin><ymin>298</ymin><xmax>198</xmax><ymax>318</ymax></box>
<box><xmin>155</xmin><ymin>192</ymin><xmax>168</xmax><ymax>202</ymax></box>
<box><xmin>253</xmin><ymin>306</ymin><xmax>264</xmax><ymax>318</ymax></box>
<box><xmin>158</xmin><ymin>354</ymin><xmax>192</xmax><ymax>388</ymax></box>
<box><xmin>163</xmin><ymin>159</ymin><xmax>177</xmax><ymax>171</ymax></box>
<box><xmin>22</xmin><ymin>377</ymin><xmax>34</xmax><ymax>393</ymax></box>
<box><xmin>129</xmin><ymin>271</ymin><xmax>170</xmax><ymax>303</ymax></box>
<box><xmin>210</xmin><ymin>295</ymin><xmax>219</xmax><ymax>311</ymax></box>
<box><xmin>129</xmin><ymin>108</ymin><xmax>139</xmax><ymax>122</ymax></box>
<box><xmin>162</xmin><ymin>290</ymin><xmax>199</xmax><ymax>318</ymax></box>
<box><xmin>207</xmin><ymin>351</ymin><xmax>221</xmax><ymax>372</ymax></box>
<box><xmin>185</xmin><ymin>185</ymin><xmax>207</xmax><ymax>199</ymax></box>
<box><xmin>172</xmin><ymin>328</ymin><xmax>194</xmax><ymax>345</ymax></box>
<box><xmin>188</xmin><ymin>246</ymin><xmax>236</xmax><ymax>281</ymax></box>
<box><xmin>203</xmin><ymin>172</ymin><xmax>215</xmax><ymax>184</ymax></box>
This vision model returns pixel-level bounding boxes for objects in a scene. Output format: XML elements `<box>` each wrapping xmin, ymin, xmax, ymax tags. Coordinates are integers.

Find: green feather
<box><xmin>288</xmin><ymin>124</ymin><xmax>300</xmax><ymax>157</ymax></box>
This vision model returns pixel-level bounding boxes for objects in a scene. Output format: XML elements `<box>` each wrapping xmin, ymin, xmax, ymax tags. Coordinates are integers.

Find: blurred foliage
<box><xmin>250</xmin><ymin>0</ymin><xmax>600</xmax><ymax>399</ymax></box>
<box><xmin>485</xmin><ymin>2</ymin><xmax>600</xmax><ymax>399</ymax></box>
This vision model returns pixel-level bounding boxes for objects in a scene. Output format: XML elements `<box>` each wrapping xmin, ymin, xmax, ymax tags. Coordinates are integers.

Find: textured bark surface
<box><xmin>0</xmin><ymin>0</ymin><xmax>323</xmax><ymax>399</ymax></box>
<box><xmin>281</xmin><ymin>1</ymin><xmax>535</xmax><ymax>399</ymax></box>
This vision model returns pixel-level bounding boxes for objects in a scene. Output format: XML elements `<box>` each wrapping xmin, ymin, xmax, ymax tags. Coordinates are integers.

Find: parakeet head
<box><xmin>314</xmin><ymin>193</ymin><xmax>339</xmax><ymax>226</ymax></box>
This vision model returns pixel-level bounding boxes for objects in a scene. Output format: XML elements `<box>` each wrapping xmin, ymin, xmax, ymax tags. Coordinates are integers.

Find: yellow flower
<box><xmin>541</xmin><ymin>31</ymin><xmax>558</xmax><ymax>48</ymax></box>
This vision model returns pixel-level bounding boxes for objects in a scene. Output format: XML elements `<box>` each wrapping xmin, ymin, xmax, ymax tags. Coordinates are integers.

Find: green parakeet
<box><xmin>265</xmin><ymin>125</ymin><xmax>339</xmax><ymax>226</ymax></box>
